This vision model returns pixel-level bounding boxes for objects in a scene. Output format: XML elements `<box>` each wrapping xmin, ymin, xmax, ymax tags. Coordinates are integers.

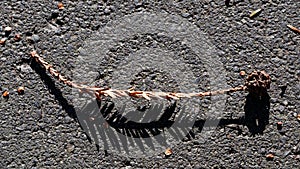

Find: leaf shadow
<box><xmin>243</xmin><ymin>93</ymin><xmax>270</xmax><ymax>135</ymax></box>
<box><xmin>29</xmin><ymin>57</ymin><xmax>77</xmax><ymax>119</ymax></box>
<box><xmin>76</xmin><ymin>98</ymin><xmax>179</xmax><ymax>155</ymax></box>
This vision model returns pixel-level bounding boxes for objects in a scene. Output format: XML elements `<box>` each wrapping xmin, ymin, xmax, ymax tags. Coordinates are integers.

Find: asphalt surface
<box><xmin>0</xmin><ymin>0</ymin><xmax>299</xmax><ymax>168</ymax></box>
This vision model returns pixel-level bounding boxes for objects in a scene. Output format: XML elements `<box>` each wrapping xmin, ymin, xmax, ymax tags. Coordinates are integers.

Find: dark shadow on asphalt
<box><xmin>243</xmin><ymin>93</ymin><xmax>270</xmax><ymax>135</ymax></box>
<box><xmin>76</xmin><ymin>99</ymin><xmax>180</xmax><ymax>154</ymax></box>
<box><xmin>30</xmin><ymin>58</ymin><xmax>271</xmax><ymax>154</ymax></box>
<box><xmin>30</xmin><ymin>58</ymin><xmax>77</xmax><ymax>119</ymax></box>
<box><xmin>77</xmin><ymin>94</ymin><xmax>270</xmax><ymax>154</ymax></box>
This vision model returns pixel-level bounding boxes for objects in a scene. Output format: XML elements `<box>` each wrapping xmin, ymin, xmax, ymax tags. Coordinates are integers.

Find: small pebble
<box><xmin>283</xmin><ymin>150</ymin><xmax>290</xmax><ymax>158</ymax></box>
<box><xmin>233</xmin><ymin>66</ymin><xmax>239</xmax><ymax>72</ymax></box>
<box><xmin>164</xmin><ymin>148</ymin><xmax>172</xmax><ymax>157</ymax></box>
<box><xmin>17</xmin><ymin>64</ymin><xmax>32</xmax><ymax>73</ymax></box>
<box><xmin>0</xmin><ymin>38</ymin><xmax>6</xmax><ymax>45</ymax></box>
<box><xmin>17</xmin><ymin>86</ymin><xmax>25</xmax><ymax>95</ymax></box>
<box><xmin>14</xmin><ymin>34</ymin><xmax>21</xmax><ymax>41</ymax></box>
<box><xmin>4</xmin><ymin>26</ymin><xmax>12</xmax><ymax>33</ymax></box>
<box><xmin>276</xmin><ymin>121</ymin><xmax>283</xmax><ymax>130</ymax></box>
<box><xmin>31</xmin><ymin>34</ymin><xmax>40</xmax><ymax>42</ymax></box>
<box><xmin>182</xmin><ymin>13</ymin><xmax>190</xmax><ymax>18</ymax></box>
<box><xmin>297</xmin><ymin>114</ymin><xmax>300</xmax><ymax>121</ymax></box>
<box><xmin>57</xmin><ymin>2</ymin><xmax>64</xmax><ymax>10</ymax></box>
<box><xmin>266</xmin><ymin>153</ymin><xmax>274</xmax><ymax>160</ymax></box>
<box><xmin>240</xmin><ymin>71</ymin><xmax>246</xmax><ymax>76</ymax></box>
<box><xmin>134</xmin><ymin>0</ymin><xmax>143</xmax><ymax>7</ymax></box>
<box><xmin>16</xmin><ymin>126</ymin><xmax>24</xmax><ymax>131</ymax></box>
<box><xmin>104</xmin><ymin>8</ymin><xmax>110</xmax><ymax>14</ymax></box>
<box><xmin>241</xmin><ymin>19</ymin><xmax>247</xmax><ymax>24</ymax></box>
<box><xmin>66</xmin><ymin>143</ymin><xmax>75</xmax><ymax>153</ymax></box>
<box><xmin>259</xmin><ymin>148</ymin><xmax>266</xmax><ymax>154</ymax></box>
<box><xmin>2</xmin><ymin>91</ymin><xmax>9</xmax><ymax>98</ymax></box>
<box><xmin>278</xmin><ymin>105</ymin><xmax>285</xmax><ymax>113</ymax></box>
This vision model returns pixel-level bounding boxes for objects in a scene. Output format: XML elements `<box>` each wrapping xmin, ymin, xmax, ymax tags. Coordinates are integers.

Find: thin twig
<box><xmin>30</xmin><ymin>51</ymin><xmax>108</xmax><ymax>91</ymax></box>
<box><xmin>287</xmin><ymin>25</ymin><xmax>300</xmax><ymax>34</ymax></box>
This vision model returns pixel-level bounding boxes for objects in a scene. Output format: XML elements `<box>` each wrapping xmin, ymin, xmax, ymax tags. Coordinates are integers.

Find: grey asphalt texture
<box><xmin>0</xmin><ymin>0</ymin><xmax>299</xmax><ymax>168</ymax></box>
